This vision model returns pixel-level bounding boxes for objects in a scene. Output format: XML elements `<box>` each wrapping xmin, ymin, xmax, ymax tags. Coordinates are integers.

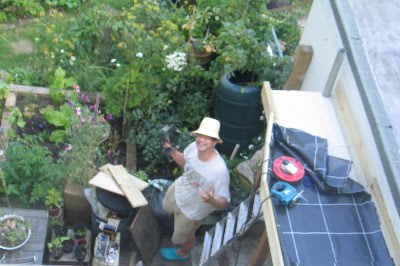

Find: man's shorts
<box><xmin>162</xmin><ymin>183</ymin><xmax>203</xmax><ymax>245</ymax></box>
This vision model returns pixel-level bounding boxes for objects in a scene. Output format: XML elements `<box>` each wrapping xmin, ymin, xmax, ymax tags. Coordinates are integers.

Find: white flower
<box><xmin>60</xmin><ymin>49</ymin><xmax>65</xmax><ymax>53</ymax></box>
<box><xmin>116</xmin><ymin>63</ymin><xmax>121</xmax><ymax>68</ymax></box>
<box><xmin>70</xmin><ymin>56</ymin><xmax>76</xmax><ymax>61</ymax></box>
<box><xmin>163</xmin><ymin>45</ymin><xmax>169</xmax><ymax>50</ymax></box>
<box><xmin>258</xmin><ymin>136</ymin><xmax>262</xmax><ymax>141</ymax></box>
<box><xmin>111</xmin><ymin>58</ymin><xmax>117</xmax><ymax>63</ymax></box>
<box><xmin>136</xmin><ymin>52</ymin><xmax>143</xmax><ymax>58</ymax></box>
<box><xmin>260</xmin><ymin>115</ymin><xmax>265</xmax><ymax>121</ymax></box>
<box><xmin>165</xmin><ymin>51</ymin><xmax>187</xmax><ymax>72</ymax></box>
<box><xmin>248</xmin><ymin>144</ymin><xmax>254</xmax><ymax>150</ymax></box>
<box><xmin>267</xmin><ymin>44</ymin><xmax>273</xmax><ymax>57</ymax></box>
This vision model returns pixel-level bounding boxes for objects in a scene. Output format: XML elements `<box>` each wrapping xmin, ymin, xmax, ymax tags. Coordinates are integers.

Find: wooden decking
<box><xmin>0</xmin><ymin>208</ymin><xmax>48</xmax><ymax>264</ymax></box>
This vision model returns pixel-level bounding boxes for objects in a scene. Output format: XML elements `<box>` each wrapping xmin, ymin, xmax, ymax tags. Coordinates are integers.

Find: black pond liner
<box><xmin>268</xmin><ymin>124</ymin><xmax>394</xmax><ymax>265</ymax></box>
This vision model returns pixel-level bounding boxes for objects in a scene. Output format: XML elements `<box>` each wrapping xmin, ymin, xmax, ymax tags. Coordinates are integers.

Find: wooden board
<box><xmin>129</xmin><ymin>206</ymin><xmax>160</xmax><ymax>266</ymax></box>
<box><xmin>107</xmin><ymin>165</ymin><xmax>148</xmax><ymax>208</ymax></box>
<box><xmin>89</xmin><ymin>171</ymin><xmax>125</xmax><ymax>196</ymax></box>
<box><xmin>283</xmin><ymin>45</ymin><xmax>313</xmax><ymax>90</ymax></box>
<box><xmin>99</xmin><ymin>164</ymin><xmax>149</xmax><ymax>191</ymax></box>
<box><xmin>259</xmin><ymin>97</ymin><xmax>284</xmax><ymax>266</ymax></box>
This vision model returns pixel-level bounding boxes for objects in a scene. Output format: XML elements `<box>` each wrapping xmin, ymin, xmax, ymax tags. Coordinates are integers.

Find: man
<box><xmin>160</xmin><ymin>117</ymin><xmax>231</xmax><ymax>261</ymax></box>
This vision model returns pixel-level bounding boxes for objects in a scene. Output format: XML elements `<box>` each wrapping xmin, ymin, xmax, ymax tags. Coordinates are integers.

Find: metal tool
<box><xmin>271</xmin><ymin>181</ymin><xmax>304</xmax><ymax>207</ymax></box>
<box><xmin>0</xmin><ymin>255</ymin><xmax>36</xmax><ymax>264</ymax></box>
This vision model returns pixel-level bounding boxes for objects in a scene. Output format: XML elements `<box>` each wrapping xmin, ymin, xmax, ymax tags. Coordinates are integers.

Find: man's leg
<box><xmin>176</xmin><ymin>235</ymin><xmax>195</xmax><ymax>257</ymax></box>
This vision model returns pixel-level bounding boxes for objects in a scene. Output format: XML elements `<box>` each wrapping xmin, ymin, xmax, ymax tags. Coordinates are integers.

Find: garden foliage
<box><xmin>0</xmin><ymin>0</ymin><xmax>303</xmax><ymax>202</ymax></box>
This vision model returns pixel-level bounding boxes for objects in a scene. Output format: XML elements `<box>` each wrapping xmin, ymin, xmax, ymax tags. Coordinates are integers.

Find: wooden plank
<box><xmin>89</xmin><ymin>171</ymin><xmax>125</xmax><ymax>196</ymax></box>
<box><xmin>260</xmin><ymin>84</ymin><xmax>284</xmax><ymax>265</ymax></box>
<box><xmin>250</xmin><ymin>229</ymin><xmax>270</xmax><ymax>266</ymax></box>
<box><xmin>100</xmin><ymin>164</ymin><xmax>149</xmax><ymax>191</ymax></box>
<box><xmin>260</xmin><ymin>112</ymin><xmax>283</xmax><ymax>266</ymax></box>
<box><xmin>283</xmin><ymin>45</ymin><xmax>313</xmax><ymax>90</ymax></box>
<box><xmin>261</xmin><ymin>82</ymin><xmax>277</xmax><ymax>122</ymax></box>
<box><xmin>336</xmin><ymin>85</ymin><xmax>400</xmax><ymax>263</ymax></box>
<box><xmin>129</xmin><ymin>206</ymin><xmax>160</xmax><ymax>266</ymax></box>
<box><xmin>107</xmin><ymin>165</ymin><xmax>148</xmax><ymax>208</ymax></box>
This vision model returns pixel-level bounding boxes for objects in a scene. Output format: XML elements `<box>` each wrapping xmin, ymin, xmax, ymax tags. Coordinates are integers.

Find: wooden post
<box><xmin>283</xmin><ymin>45</ymin><xmax>313</xmax><ymax>90</ymax></box>
<box><xmin>250</xmin><ymin>229</ymin><xmax>270</xmax><ymax>266</ymax></box>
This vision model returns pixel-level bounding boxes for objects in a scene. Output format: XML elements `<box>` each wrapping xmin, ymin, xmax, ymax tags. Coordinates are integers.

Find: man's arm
<box><xmin>169</xmin><ymin>148</ymin><xmax>186</xmax><ymax>167</ymax></box>
<box><xmin>164</xmin><ymin>142</ymin><xmax>185</xmax><ymax>167</ymax></box>
<box><xmin>200</xmin><ymin>189</ymin><xmax>229</xmax><ymax>209</ymax></box>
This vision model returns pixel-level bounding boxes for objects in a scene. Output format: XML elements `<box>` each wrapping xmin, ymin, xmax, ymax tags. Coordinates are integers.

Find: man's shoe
<box><xmin>160</xmin><ymin>247</ymin><xmax>191</xmax><ymax>261</ymax></box>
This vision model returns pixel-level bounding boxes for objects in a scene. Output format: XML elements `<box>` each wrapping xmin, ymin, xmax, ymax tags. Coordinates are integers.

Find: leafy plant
<box><xmin>0</xmin><ymin>135</ymin><xmax>64</xmax><ymax>206</ymax></box>
<box><xmin>7</xmin><ymin>107</ymin><xmax>26</xmax><ymax>128</ymax></box>
<box><xmin>58</xmin><ymin>101</ymin><xmax>111</xmax><ymax>185</ymax></box>
<box><xmin>44</xmin><ymin>0</ymin><xmax>84</xmax><ymax>9</ymax></box>
<box><xmin>45</xmin><ymin>188</ymin><xmax>63</xmax><ymax>209</ymax></box>
<box><xmin>41</xmin><ymin>103</ymin><xmax>76</xmax><ymax>143</ymax></box>
<box><xmin>48</xmin><ymin>236</ymin><xmax>70</xmax><ymax>250</ymax></box>
<box><xmin>49</xmin><ymin>67</ymin><xmax>76</xmax><ymax>104</ymax></box>
<box><xmin>0</xmin><ymin>80</ymin><xmax>10</xmax><ymax>100</ymax></box>
<box><xmin>0</xmin><ymin>0</ymin><xmax>45</xmax><ymax>20</ymax></box>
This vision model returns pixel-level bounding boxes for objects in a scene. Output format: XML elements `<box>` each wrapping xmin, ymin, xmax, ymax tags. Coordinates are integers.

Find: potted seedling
<box><xmin>74</xmin><ymin>238</ymin><xmax>88</xmax><ymax>262</ymax></box>
<box><xmin>48</xmin><ymin>236</ymin><xmax>69</xmax><ymax>260</ymax></box>
<box><xmin>62</xmin><ymin>237</ymin><xmax>74</xmax><ymax>254</ymax></box>
<box><xmin>45</xmin><ymin>188</ymin><xmax>63</xmax><ymax>218</ymax></box>
<box><xmin>72</xmin><ymin>224</ymin><xmax>87</xmax><ymax>240</ymax></box>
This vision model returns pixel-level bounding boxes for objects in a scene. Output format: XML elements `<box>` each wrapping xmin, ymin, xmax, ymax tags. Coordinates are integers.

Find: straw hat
<box><xmin>192</xmin><ymin>117</ymin><xmax>223</xmax><ymax>143</ymax></box>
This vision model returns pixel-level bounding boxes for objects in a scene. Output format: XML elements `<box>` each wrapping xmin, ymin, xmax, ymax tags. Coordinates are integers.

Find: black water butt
<box><xmin>214</xmin><ymin>72</ymin><xmax>264</xmax><ymax>156</ymax></box>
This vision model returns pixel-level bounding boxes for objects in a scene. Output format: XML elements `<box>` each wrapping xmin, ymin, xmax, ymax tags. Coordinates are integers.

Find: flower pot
<box><xmin>50</xmin><ymin>247</ymin><xmax>64</xmax><ymax>260</ymax></box>
<box><xmin>192</xmin><ymin>51</ymin><xmax>214</xmax><ymax>69</ymax></box>
<box><xmin>52</xmin><ymin>224</ymin><xmax>67</xmax><ymax>238</ymax></box>
<box><xmin>188</xmin><ymin>36</ymin><xmax>215</xmax><ymax>69</ymax></box>
<box><xmin>48</xmin><ymin>206</ymin><xmax>61</xmax><ymax>218</ymax></box>
<box><xmin>62</xmin><ymin>238</ymin><xmax>74</xmax><ymax>253</ymax></box>
<box><xmin>73</xmin><ymin>224</ymin><xmax>88</xmax><ymax>240</ymax></box>
<box><xmin>0</xmin><ymin>214</ymin><xmax>32</xmax><ymax>250</ymax></box>
<box><xmin>74</xmin><ymin>245</ymin><xmax>88</xmax><ymax>262</ymax></box>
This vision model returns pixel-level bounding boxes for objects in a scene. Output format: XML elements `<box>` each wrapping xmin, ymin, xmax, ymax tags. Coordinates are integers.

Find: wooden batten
<box><xmin>283</xmin><ymin>45</ymin><xmax>313</xmax><ymax>91</ymax></box>
<box><xmin>260</xmin><ymin>82</ymin><xmax>284</xmax><ymax>266</ymax></box>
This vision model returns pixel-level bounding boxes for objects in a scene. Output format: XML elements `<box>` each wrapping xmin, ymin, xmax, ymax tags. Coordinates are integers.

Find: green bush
<box><xmin>1</xmin><ymin>135</ymin><xmax>63</xmax><ymax>206</ymax></box>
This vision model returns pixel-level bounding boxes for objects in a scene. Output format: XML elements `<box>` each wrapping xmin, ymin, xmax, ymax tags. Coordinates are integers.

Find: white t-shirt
<box><xmin>175</xmin><ymin>142</ymin><xmax>230</xmax><ymax>220</ymax></box>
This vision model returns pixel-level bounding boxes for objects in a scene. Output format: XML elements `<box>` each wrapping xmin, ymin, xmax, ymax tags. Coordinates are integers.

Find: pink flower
<box><xmin>64</xmin><ymin>144</ymin><xmax>72</xmax><ymax>151</ymax></box>
<box><xmin>101</xmin><ymin>117</ymin><xmax>106</xmax><ymax>123</ymax></box>
<box><xmin>73</xmin><ymin>84</ymin><xmax>80</xmax><ymax>93</ymax></box>
<box><xmin>80</xmin><ymin>94</ymin><xmax>90</xmax><ymax>103</ymax></box>
<box><xmin>75</xmin><ymin>107</ymin><xmax>81</xmax><ymax>115</ymax></box>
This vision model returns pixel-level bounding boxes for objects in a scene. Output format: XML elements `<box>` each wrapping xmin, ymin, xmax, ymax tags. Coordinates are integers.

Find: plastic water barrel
<box><xmin>214</xmin><ymin>73</ymin><xmax>264</xmax><ymax>155</ymax></box>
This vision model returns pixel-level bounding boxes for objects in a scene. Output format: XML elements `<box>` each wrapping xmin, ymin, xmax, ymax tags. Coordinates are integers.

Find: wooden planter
<box><xmin>64</xmin><ymin>181</ymin><xmax>91</xmax><ymax>227</ymax></box>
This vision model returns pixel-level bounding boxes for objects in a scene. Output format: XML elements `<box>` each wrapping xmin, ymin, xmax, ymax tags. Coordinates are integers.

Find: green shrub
<box><xmin>1</xmin><ymin>135</ymin><xmax>63</xmax><ymax>206</ymax></box>
<box><xmin>0</xmin><ymin>0</ymin><xmax>45</xmax><ymax>20</ymax></box>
